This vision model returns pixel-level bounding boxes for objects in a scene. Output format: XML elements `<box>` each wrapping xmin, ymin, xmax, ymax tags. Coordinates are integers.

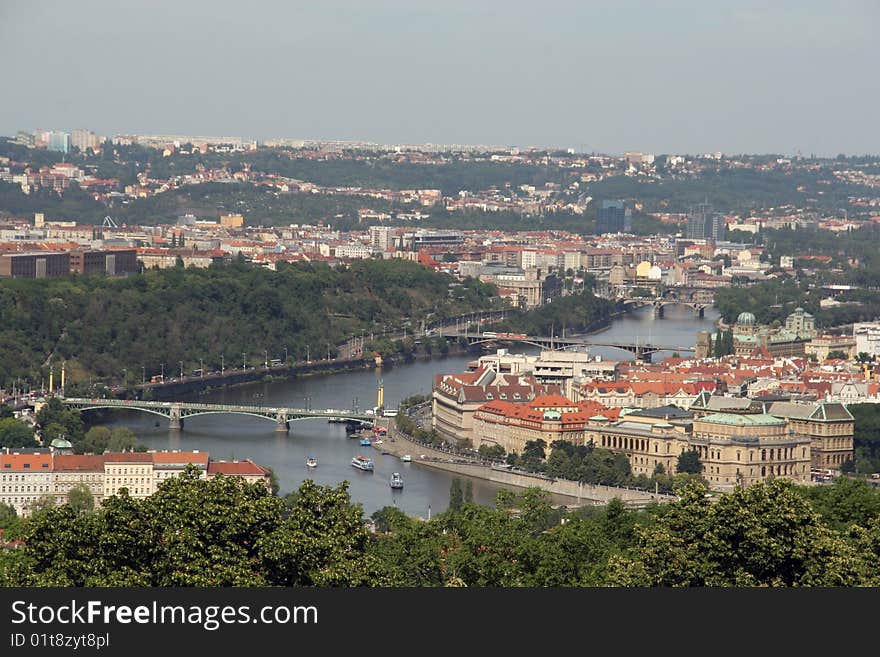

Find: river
<box><xmin>103</xmin><ymin>304</ymin><xmax>719</xmax><ymax>517</ymax></box>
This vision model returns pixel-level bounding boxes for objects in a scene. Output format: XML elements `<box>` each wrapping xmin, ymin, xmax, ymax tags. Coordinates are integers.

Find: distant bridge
<box><xmin>621</xmin><ymin>287</ymin><xmax>715</xmax><ymax>318</ymax></box>
<box><xmin>446</xmin><ymin>333</ymin><xmax>694</xmax><ymax>361</ymax></box>
<box><xmin>60</xmin><ymin>397</ymin><xmax>375</xmax><ymax>432</ymax></box>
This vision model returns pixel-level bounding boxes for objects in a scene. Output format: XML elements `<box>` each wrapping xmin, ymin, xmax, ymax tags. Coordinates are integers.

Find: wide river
<box><xmin>104</xmin><ymin>305</ymin><xmax>719</xmax><ymax>517</ymax></box>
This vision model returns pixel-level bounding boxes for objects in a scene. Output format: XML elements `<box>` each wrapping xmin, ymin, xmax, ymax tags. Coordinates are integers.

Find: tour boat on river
<box><xmin>351</xmin><ymin>455</ymin><xmax>374</xmax><ymax>471</ymax></box>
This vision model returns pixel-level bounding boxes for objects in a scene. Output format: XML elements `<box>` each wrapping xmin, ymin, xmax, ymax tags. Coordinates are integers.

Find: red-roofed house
<box><xmin>0</xmin><ymin>450</ymin><xmax>53</xmax><ymax>515</ymax></box>
<box><xmin>53</xmin><ymin>454</ymin><xmax>106</xmax><ymax>504</ymax></box>
<box><xmin>578</xmin><ymin>380</ymin><xmax>716</xmax><ymax>408</ymax></box>
<box><xmin>153</xmin><ymin>450</ymin><xmax>209</xmax><ymax>489</ymax></box>
<box><xmin>432</xmin><ymin>367</ymin><xmax>560</xmax><ymax>443</ymax></box>
<box><xmin>207</xmin><ymin>460</ymin><xmax>271</xmax><ymax>490</ymax></box>
<box><xmin>472</xmin><ymin>396</ymin><xmax>619</xmax><ymax>455</ymax></box>
<box><xmin>103</xmin><ymin>452</ymin><xmax>154</xmax><ymax>499</ymax></box>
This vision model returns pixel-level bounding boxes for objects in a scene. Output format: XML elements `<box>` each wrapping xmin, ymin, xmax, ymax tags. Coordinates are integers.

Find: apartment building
<box><xmin>0</xmin><ymin>451</ymin><xmax>53</xmax><ymax>515</ymax></box>
<box><xmin>0</xmin><ymin>449</ymin><xmax>270</xmax><ymax>516</ymax></box>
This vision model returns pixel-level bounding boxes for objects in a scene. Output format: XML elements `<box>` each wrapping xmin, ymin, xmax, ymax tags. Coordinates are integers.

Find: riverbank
<box><xmin>120</xmin><ymin>342</ymin><xmax>481</xmax><ymax>402</ymax></box>
<box><xmin>383</xmin><ymin>420</ymin><xmax>674</xmax><ymax>508</ymax></box>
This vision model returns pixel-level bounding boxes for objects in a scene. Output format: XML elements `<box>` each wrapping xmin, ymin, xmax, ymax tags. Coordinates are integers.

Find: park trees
<box><xmin>609</xmin><ymin>480</ymin><xmax>862</xmax><ymax>586</ymax></box>
<box><xmin>0</xmin><ymin>417</ymin><xmax>37</xmax><ymax>448</ymax></box>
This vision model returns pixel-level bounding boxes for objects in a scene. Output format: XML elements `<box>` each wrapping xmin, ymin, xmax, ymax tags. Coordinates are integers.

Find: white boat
<box><xmin>400</xmin><ymin>454</ymin><xmax>412</xmax><ymax>462</ymax></box>
<box><xmin>306</xmin><ymin>457</ymin><xmax>318</xmax><ymax>468</ymax></box>
<box><xmin>351</xmin><ymin>455</ymin><xmax>374</xmax><ymax>471</ymax></box>
<box><xmin>390</xmin><ymin>472</ymin><xmax>404</xmax><ymax>489</ymax></box>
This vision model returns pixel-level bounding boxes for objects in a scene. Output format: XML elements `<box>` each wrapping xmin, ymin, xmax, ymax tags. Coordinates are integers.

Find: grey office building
<box><xmin>686</xmin><ymin>202</ymin><xmax>726</xmax><ymax>240</ymax></box>
<box><xmin>595</xmin><ymin>200</ymin><xmax>632</xmax><ymax>234</ymax></box>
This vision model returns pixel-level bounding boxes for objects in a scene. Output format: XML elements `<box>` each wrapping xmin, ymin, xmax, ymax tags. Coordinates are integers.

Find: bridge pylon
<box><xmin>275</xmin><ymin>410</ymin><xmax>289</xmax><ymax>433</ymax></box>
<box><xmin>169</xmin><ymin>404</ymin><xmax>184</xmax><ymax>431</ymax></box>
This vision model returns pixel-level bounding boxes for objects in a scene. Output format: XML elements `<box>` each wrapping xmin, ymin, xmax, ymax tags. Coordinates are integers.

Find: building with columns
<box><xmin>471</xmin><ymin>398</ymin><xmax>812</xmax><ymax>491</ymax></box>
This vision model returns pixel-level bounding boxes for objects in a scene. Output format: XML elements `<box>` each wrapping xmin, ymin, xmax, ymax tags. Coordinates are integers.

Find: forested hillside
<box><xmin>0</xmin><ymin>259</ymin><xmax>498</xmax><ymax>387</ymax></box>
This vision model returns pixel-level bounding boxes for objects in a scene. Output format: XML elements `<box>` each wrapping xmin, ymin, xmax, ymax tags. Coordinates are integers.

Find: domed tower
<box><xmin>736</xmin><ymin>311</ymin><xmax>757</xmax><ymax>336</ymax></box>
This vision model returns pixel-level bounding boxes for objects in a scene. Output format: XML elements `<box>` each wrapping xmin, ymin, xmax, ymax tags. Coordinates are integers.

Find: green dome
<box><xmin>737</xmin><ymin>312</ymin><xmax>756</xmax><ymax>326</ymax></box>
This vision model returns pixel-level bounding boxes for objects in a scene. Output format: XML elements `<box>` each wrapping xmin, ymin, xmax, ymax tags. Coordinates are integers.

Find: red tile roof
<box><xmin>53</xmin><ymin>454</ymin><xmax>105</xmax><ymax>471</ymax></box>
<box><xmin>152</xmin><ymin>451</ymin><xmax>209</xmax><ymax>465</ymax></box>
<box><xmin>103</xmin><ymin>452</ymin><xmax>153</xmax><ymax>463</ymax></box>
<box><xmin>207</xmin><ymin>460</ymin><xmax>268</xmax><ymax>476</ymax></box>
<box><xmin>0</xmin><ymin>453</ymin><xmax>52</xmax><ymax>471</ymax></box>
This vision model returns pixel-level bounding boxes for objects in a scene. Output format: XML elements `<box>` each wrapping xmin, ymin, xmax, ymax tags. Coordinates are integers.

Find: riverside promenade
<box><xmin>380</xmin><ymin>419</ymin><xmax>677</xmax><ymax>509</ymax></box>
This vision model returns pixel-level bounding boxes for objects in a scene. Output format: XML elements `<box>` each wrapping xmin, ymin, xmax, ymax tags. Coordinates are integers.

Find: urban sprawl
<box><xmin>2</xmin><ymin>128</ymin><xmax>880</xmax><ymax>516</ymax></box>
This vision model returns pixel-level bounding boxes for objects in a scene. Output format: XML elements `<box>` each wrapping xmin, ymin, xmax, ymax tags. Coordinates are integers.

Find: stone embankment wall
<box><xmin>387</xmin><ymin>422</ymin><xmax>676</xmax><ymax>508</ymax></box>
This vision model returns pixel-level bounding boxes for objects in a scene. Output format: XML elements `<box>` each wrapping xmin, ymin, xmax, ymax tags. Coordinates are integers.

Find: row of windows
<box><xmin>0</xmin><ymin>485</ymin><xmax>49</xmax><ymax>493</ymax></box>
<box><xmin>825</xmin><ymin>453</ymin><xmax>849</xmax><ymax>465</ymax></box>
<box><xmin>792</xmin><ymin>421</ymin><xmax>852</xmax><ymax>435</ymax></box>
<box><xmin>599</xmin><ymin>434</ymin><xmax>667</xmax><ymax>453</ymax></box>
<box><xmin>0</xmin><ymin>474</ymin><xmax>50</xmax><ymax>482</ymax></box>
<box><xmin>106</xmin><ymin>487</ymin><xmax>146</xmax><ymax>496</ymax></box>
<box><xmin>820</xmin><ymin>437</ymin><xmax>851</xmax><ymax>449</ymax></box>
<box><xmin>760</xmin><ymin>447</ymin><xmax>805</xmax><ymax>461</ymax></box>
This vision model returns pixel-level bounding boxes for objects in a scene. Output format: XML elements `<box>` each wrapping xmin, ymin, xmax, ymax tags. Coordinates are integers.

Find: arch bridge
<box><xmin>60</xmin><ymin>397</ymin><xmax>375</xmax><ymax>432</ymax></box>
<box><xmin>447</xmin><ymin>333</ymin><xmax>693</xmax><ymax>362</ymax></box>
<box><xmin>652</xmin><ymin>287</ymin><xmax>715</xmax><ymax>318</ymax></box>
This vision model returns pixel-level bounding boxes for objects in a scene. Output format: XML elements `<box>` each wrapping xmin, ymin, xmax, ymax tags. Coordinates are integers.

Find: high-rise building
<box><xmin>47</xmin><ymin>131</ymin><xmax>70</xmax><ymax>153</ymax></box>
<box><xmin>71</xmin><ymin>129</ymin><xmax>100</xmax><ymax>152</ymax></box>
<box><xmin>369</xmin><ymin>225</ymin><xmax>392</xmax><ymax>250</ymax></box>
<box><xmin>595</xmin><ymin>200</ymin><xmax>632</xmax><ymax>234</ymax></box>
<box><xmin>686</xmin><ymin>202</ymin><xmax>725</xmax><ymax>240</ymax></box>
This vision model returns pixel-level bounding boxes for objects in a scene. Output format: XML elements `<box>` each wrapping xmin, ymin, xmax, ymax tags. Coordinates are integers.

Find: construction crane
<box><xmin>102</xmin><ymin>216</ymin><xmax>118</xmax><ymax>228</ymax></box>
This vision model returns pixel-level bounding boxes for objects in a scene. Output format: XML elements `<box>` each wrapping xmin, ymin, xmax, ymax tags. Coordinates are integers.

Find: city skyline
<box><xmin>1</xmin><ymin>1</ymin><xmax>878</xmax><ymax>156</ymax></box>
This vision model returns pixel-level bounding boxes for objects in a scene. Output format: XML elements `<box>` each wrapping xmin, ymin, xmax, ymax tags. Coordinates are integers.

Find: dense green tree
<box><xmin>449</xmin><ymin>478</ymin><xmax>464</xmax><ymax>512</ymax></box>
<box><xmin>67</xmin><ymin>484</ymin><xmax>95</xmax><ymax>514</ymax></box>
<box><xmin>799</xmin><ymin>477</ymin><xmax>880</xmax><ymax>531</ymax></box>
<box><xmin>0</xmin><ymin>501</ymin><xmax>18</xmax><ymax>531</ymax></box>
<box><xmin>371</xmin><ymin>506</ymin><xmax>410</xmax><ymax>534</ymax></box>
<box><xmin>609</xmin><ymin>480</ymin><xmax>861</xmax><ymax>586</ymax></box>
<box><xmin>488</xmin><ymin>291</ymin><xmax>614</xmax><ymax>337</ymax></box>
<box><xmin>264</xmin><ymin>466</ymin><xmax>280</xmax><ymax>496</ymax></box>
<box><xmin>257</xmin><ymin>479</ymin><xmax>390</xmax><ymax>586</ymax></box>
<box><xmin>78</xmin><ymin>425</ymin><xmax>139</xmax><ymax>454</ymax></box>
<box><xmin>478</xmin><ymin>444</ymin><xmax>506</xmax><ymax>461</ymax></box>
<box><xmin>676</xmin><ymin>450</ymin><xmax>703</xmax><ymax>475</ymax></box>
<box><xmin>9</xmin><ymin>469</ymin><xmax>390</xmax><ymax>587</ymax></box>
<box><xmin>0</xmin><ymin>417</ymin><xmax>38</xmax><ymax>448</ymax></box>
<box><xmin>81</xmin><ymin>426</ymin><xmax>111</xmax><ymax>453</ymax></box>
<box><xmin>0</xmin><ymin>260</ymin><xmax>499</xmax><ymax>387</ymax></box>
<box><xmin>35</xmin><ymin>398</ymin><xmax>84</xmax><ymax>446</ymax></box>
<box><xmin>849</xmin><ymin>405</ymin><xmax>880</xmax><ymax>473</ymax></box>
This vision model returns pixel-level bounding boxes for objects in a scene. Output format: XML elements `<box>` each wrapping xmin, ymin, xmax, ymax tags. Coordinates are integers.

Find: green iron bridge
<box><xmin>60</xmin><ymin>397</ymin><xmax>375</xmax><ymax>432</ymax></box>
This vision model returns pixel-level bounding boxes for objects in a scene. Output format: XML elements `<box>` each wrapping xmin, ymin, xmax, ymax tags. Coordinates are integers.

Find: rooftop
<box><xmin>697</xmin><ymin>413</ymin><xmax>786</xmax><ymax>427</ymax></box>
<box><xmin>627</xmin><ymin>405</ymin><xmax>692</xmax><ymax>419</ymax></box>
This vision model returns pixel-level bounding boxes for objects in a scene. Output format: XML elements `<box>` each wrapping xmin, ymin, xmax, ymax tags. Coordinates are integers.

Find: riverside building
<box><xmin>0</xmin><ymin>448</ymin><xmax>270</xmax><ymax>516</ymax></box>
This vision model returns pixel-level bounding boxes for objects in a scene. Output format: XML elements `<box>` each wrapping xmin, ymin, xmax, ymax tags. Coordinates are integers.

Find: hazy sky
<box><xmin>1</xmin><ymin>0</ymin><xmax>877</xmax><ymax>155</ymax></box>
